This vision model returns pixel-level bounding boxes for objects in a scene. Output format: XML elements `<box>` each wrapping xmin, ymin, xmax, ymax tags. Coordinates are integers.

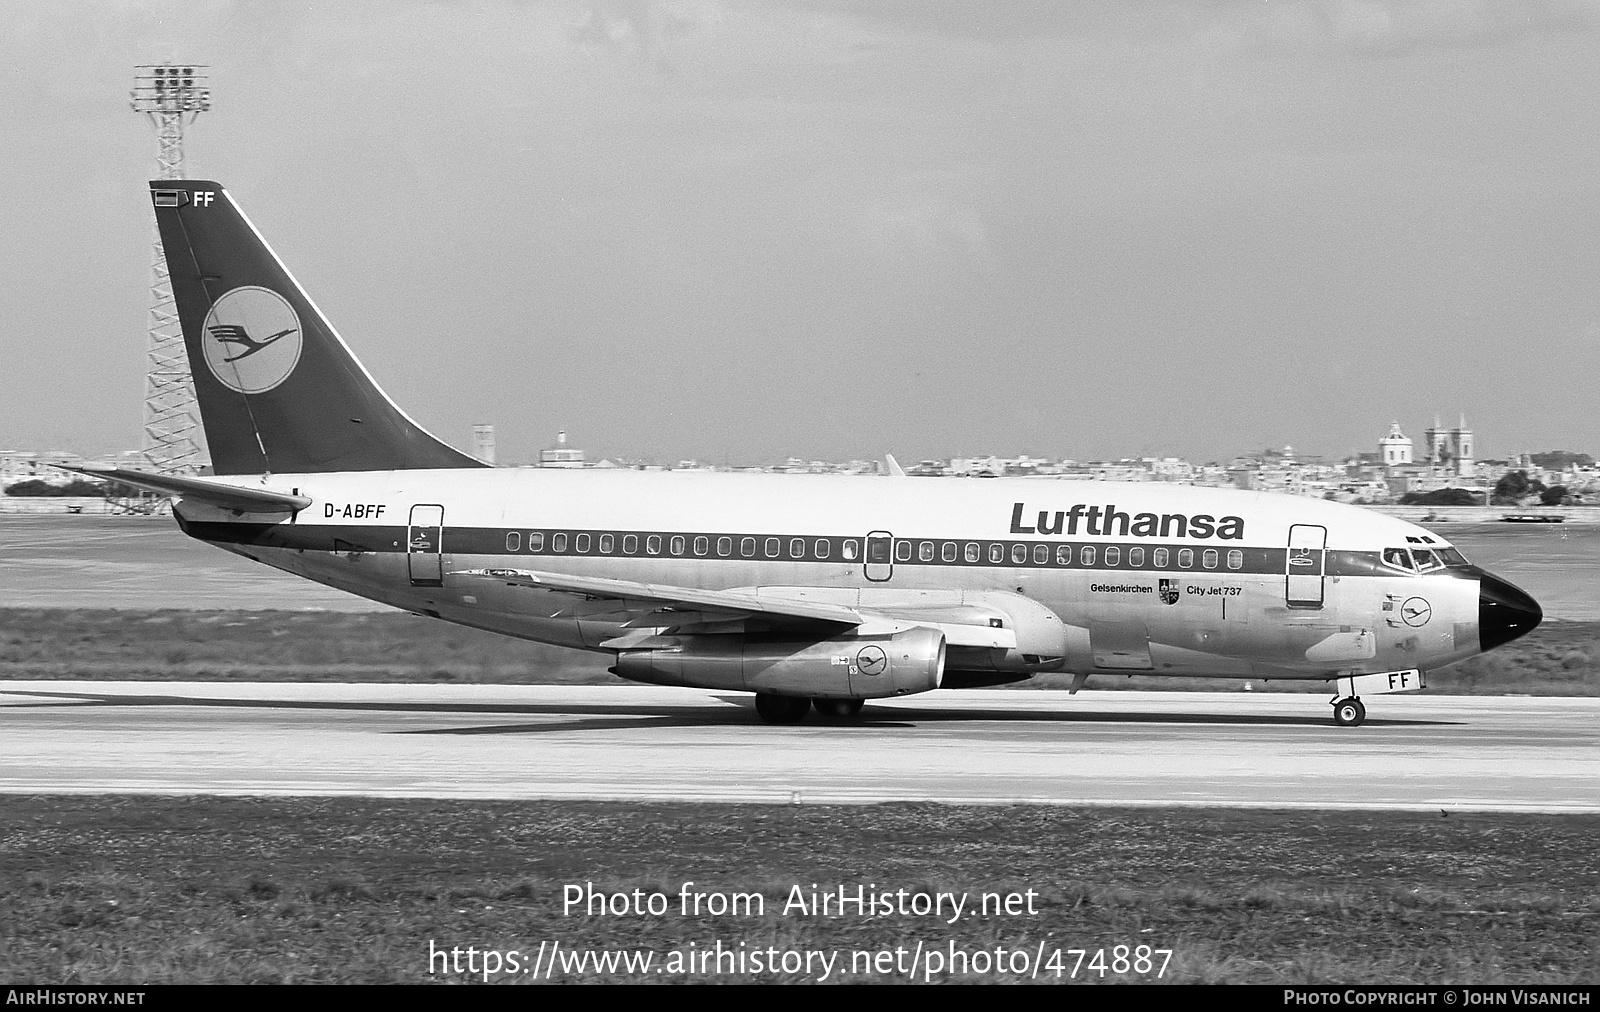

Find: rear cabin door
<box><xmin>864</xmin><ymin>531</ymin><xmax>894</xmax><ymax>582</ymax></box>
<box><xmin>1285</xmin><ymin>524</ymin><xmax>1326</xmax><ymax>609</ymax></box>
<box><xmin>408</xmin><ymin>504</ymin><xmax>445</xmax><ymax>587</ymax></box>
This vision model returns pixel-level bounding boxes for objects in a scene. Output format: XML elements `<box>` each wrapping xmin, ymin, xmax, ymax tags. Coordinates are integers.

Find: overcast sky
<box><xmin>3</xmin><ymin>1</ymin><xmax>1598</xmax><ymax>466</ymax></box>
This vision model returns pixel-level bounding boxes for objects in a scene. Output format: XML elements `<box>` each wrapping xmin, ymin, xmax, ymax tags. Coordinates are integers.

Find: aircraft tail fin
<box><xmin>149</xmin><ymin>181</ymin><xmax>486</xmax><ymax>475</ymax></box>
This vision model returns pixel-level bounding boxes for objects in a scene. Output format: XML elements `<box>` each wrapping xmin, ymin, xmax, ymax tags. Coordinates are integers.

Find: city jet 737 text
<box><xmin>74</xmin><ymin>181</ymin><xmax>1542</xmax><ymax>726</ymax></box>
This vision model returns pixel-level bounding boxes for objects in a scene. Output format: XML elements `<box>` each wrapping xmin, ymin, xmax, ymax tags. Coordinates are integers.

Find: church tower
<box><xmin>1423</xmin><ymin>413</ymin><xmax>1474</xmax><ymax>477</ymax></box>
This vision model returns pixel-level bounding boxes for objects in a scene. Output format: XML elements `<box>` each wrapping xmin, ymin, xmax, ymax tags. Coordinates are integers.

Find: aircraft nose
<box><xmin>1479</xmin><ymin>572</ymin><xmax>1542</xmax><ymax>651</ymax></box>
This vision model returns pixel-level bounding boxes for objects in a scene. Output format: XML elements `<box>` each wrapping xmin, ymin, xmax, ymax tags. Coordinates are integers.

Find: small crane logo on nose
<box><xmin>1401</xmin><ymin>597</ymin><xmax>1432</xmax><ymax>627</ymax></box>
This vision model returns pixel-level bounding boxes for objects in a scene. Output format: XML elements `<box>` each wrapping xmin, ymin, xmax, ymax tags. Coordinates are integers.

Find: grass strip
<box><xmin>1</xmin><ymin>797</ymin><xmax>1596</xmax><ymax>983</ymax></box>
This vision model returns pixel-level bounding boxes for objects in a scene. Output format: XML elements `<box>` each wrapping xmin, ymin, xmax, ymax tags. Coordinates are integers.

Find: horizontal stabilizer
<box><xmin>59</xmin><ymin>466</ymin><xmax>311</xmax><ymax>514</ymax></box>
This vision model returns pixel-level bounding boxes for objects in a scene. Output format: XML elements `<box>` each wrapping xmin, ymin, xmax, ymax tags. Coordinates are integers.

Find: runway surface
<box><xmin>1</xmin><ymin>683</ymin><xmax>1593</xmax><ymax>812</ymax></box>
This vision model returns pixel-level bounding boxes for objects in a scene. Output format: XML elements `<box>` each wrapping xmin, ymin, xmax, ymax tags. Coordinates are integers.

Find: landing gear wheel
<box><xmin>754</xmin><ymin>693</ymin><xmax>810</xmax><ymax>724</ymax></box>
<box><xmin>1332</xmin><ymin>697</ymin><xmax>1366</xmax><ymax>728</ymax></box>
<box><xmin>813</xmin><ymin>698</ymin><xmax>865</xmax><ymax>719</ymax></box>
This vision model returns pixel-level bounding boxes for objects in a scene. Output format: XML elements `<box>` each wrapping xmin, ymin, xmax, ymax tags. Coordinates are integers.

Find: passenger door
<box><xmin>1285</xmin><ymin>524</ymin><xmax>1326</xmax><ymax>609</ymax></box>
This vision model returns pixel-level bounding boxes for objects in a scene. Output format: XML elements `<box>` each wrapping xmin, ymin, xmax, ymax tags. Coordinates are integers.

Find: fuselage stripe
<box><xmin>178</xmin><ymin>520</ymin><xmax>1465</xmax><ymax>581</ymax></box>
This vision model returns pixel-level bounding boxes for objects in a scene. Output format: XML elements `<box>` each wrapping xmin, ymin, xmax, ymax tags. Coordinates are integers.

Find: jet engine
<box><xmin>612</xmin><ymin>626</ymin><xmax>946</xmax><ymax>699</ymax></box>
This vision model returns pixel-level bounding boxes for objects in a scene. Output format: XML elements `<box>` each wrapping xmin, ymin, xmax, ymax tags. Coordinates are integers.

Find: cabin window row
<box><xmin>893</xmin><ymin>540</ymin><xmax>1242</xmax><ymax>571</ymax></box>
<box><xmin>503</xmin><ymin>531</ymin><xmax>1243</xmax><ymax>571</ymax></box>
<box><xmin>507</xmin><ymin>531</ymin><xmax>852</xmax><ymax>560</ymax></box>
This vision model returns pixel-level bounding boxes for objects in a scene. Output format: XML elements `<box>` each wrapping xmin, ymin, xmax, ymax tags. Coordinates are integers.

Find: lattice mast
<box><xmin>130</xmin><ymin>65</ymin><xmax>211</xmax><ymax>474</ymax></box>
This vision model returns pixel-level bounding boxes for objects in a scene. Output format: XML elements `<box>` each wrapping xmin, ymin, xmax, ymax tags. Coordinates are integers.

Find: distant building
<box><xmin>1379</xmin><ymin>421</ymin><xmax>1413</xmax><ymax>466</ymax></box>
<box><xmin>539</xmin><ymin>430</ymin><xmax>584</xmax><ymax>468</ymax></box>
<box><xmin>471</xmin><ymin>424</ymin><xmax>496</xmax><ymax>465</ymax></box>
<box><xmin>1424</xmin><ymin>414</ymin><xmax>1474</xmax><ymax>477</ymax></box>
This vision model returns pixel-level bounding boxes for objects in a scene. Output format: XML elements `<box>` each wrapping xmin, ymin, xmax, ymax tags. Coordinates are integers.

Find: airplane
<box><xmin>72</xmin><ymin>180</ymin><xmax>1543</xmax><ymax>728</ymax></box>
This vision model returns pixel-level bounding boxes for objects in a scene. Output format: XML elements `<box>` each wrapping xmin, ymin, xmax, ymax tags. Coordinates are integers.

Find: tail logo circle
<box><xmin>202</xmin><ymin>286</ymin><xmax>303</xmax><ymax>394</ymax></box>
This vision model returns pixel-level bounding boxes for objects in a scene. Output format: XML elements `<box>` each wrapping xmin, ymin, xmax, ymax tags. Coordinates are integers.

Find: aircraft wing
<box><xmin>457</xmin><ymin>568</ymin><xmax>864</xmax><ymax>626</ymax></box>
<box><xmin>56</xmin><ymin>466</ymin><xmax>312</xmax><ymax>515</ymax></box>
<box><xmin>456</xmin><ymin>568</ymin><xmax>1018</xmax><ymax>649</ymax></box>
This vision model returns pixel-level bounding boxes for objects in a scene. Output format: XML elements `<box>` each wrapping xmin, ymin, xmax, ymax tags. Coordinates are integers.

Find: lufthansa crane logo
<box><xmin>855</xmin><ymin>645</ymin><xmax>888</xmax><ymax>676</ymax></box>
<box><xmin>1401</xmin><ymin>597</ymin><xmax>1432</xmax><ymax>628</ymax></box>
<box><xmin>201</xmin><ymin>286</ymin><xmax>303</xmax><ymax>394</ymax></box>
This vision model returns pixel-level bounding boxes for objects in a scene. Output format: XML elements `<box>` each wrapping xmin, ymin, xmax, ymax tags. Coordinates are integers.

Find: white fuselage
<box><xmin>173</xmin><ymin>469</ymin><xmax>1484</xmax><ymax>686</ymax></box>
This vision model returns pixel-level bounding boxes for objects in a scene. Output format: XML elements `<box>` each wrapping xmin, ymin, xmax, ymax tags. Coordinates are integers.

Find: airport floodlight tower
<box><xmin>130</xmin><ymin>64</ymin><xmax>211</xmax><ymax>475</ymax></box>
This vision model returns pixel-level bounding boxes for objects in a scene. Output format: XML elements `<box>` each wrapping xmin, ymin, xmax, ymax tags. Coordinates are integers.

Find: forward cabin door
<box><xmin>1285</xmin><ymin>524</ymin><xmax>1326</xmax><ymax>609</ymax></box>
<box><xmin>864</xmin><ymin>531</ymin><xmax>894</xmax><ymax>582</ymax></box>
<box><xmin>408</xmin><ymin>504</ymin><xmax>445</xmax><ymax>587</ymax></box>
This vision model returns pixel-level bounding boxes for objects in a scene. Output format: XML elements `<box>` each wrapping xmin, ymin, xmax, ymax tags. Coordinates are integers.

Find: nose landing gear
<box><xmin>1332</xmin><ymin>696</ymin><xmax>1366</xmax><ymax>727</ymax></box>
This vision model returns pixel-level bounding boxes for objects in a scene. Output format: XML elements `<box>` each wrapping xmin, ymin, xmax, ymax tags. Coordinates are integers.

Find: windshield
<box><xmin>1435</xmin><ymin>546</ymin><xmax>1470</xmax><ymax>567</ymax></box>
<box><xmin>1383</xmin><ymin>545</ymin><xmax>1470</xmax><ymax>572</ymax></box>
<box><xmin>1411</xmin><ymin>548</ymin><xmax>1446</xmax><ymax>573</ymax></box>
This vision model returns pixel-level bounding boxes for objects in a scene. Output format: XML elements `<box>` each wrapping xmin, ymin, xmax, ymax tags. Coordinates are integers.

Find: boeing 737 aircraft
<box><xmin>74</xmin><ymin>181</ymin><xmax>1543</xmax><ymax>727</ymax></box>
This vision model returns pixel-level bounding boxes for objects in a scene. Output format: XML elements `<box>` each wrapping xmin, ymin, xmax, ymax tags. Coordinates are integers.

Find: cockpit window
<box><xmin>1436</xmin><ymin>547</ymin><xmax>1469</xmax><ymax>567</ymax></box>
<box><xmin>1381</xmin><ymin>547</ymin><xmax>1415</xmax><ymax>571</ymax></box>
<box><xmin>1412</xmin><ymin>548</ymin><xmax>1445</xmax><ymax>573</ymax></box>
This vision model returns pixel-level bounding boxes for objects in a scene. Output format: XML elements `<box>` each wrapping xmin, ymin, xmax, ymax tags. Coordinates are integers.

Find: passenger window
<box><xmin>599</xmin><ymin>534</ymin><xmax>614</xmax><ymax>553</ymax></box>
<box><xmin>941</xmin><ymin>542</ymin><xmax>957</xmax><ymax>563</ymax></box>
<box><xmin>1203</xmin><ymin>549</ymin><xmax>1218</xmax><ymax>570</ymax></box>
<box><xmin>989</xmin><ymin>543</ymin><xmax>1004</xmax><ymax>564</ymax></box>
<box><xmin>670</xmin><ymin>535</ymin><xmax>685</xmax><ymax>556</ymax></box>
<box><xmin>1178</xmin><ymin>548</ymin><xmax>1193</xmax><ymax>569</ymax></box>
<box><xmin>1012</xmin><ymin>544</ymin><xmax>1028</xmax><ymax>564</ymax></box>
<box><xmin>1129</xmin><ymin>547</ymin><xmax>1144</xmax><ymax>567</ymax></box>
<box><xmin>693</xmin><ymin>536</ymin><xmax>709</xmax><ymax>556</ymax></box>
<box><xmin>842</xmin><ymin>540</ymin><xmax>859</xmax><ymax>561</ymax></box>
<box><xmin>918</xmin><ymin>541</ymin><xmax>933</xmax><ymax>562</ymax></box>
<box><xmin>1227</xmin><ymin>549</ymin><xmax>1242</xmax><ymax>571</ymax></box>
<box><xmin>816</xmin><ymin>539</ymin><xmax>831</xmax><ymax>559</ymax></box>
<box><xmin>790</xmin><ymin>538</ymin><xmax>805</xmax><ymax>558</ymax></box>
<box><xmin>1033</xmin><ymin>544</ymin><xmax>1048</xmax><ymax>565</ymax></box>
<box><xmin>1105</xmin><ymin>547</ymin><xmax>1120</xmax><ymax>567</ymax></box>
<box><xmin>506</xmin><ymin>532</ymin><xmax>521</xmax><ymax>553</ymax></box>
<box><xmin>766</xmin><ymin>537</ymin><xmax>780</xmax><ymax>558</ymax></box>
<box><xmin>623</xmin><ymin>534</ymin><xmax>637</xmax><ymax>554</ymax></box>
<box><xmin>719</xmin><ymin>537</ymin><xmax>734</xmax><ymax>557</ymax></box>
<box><xmin>552</xmin><ymin>532</ymin><xmax>567</xmax><ymax>552</ymax></box>
<box><xmin>575</xmin><ymin>533</ymin><xmax>591</xmax><ymax>553</ymax></box>
<box><xmin>1153</xmin><ymin>547</ymin><xmax>1168</xmax><ymax>568</ymax></box>
<box><xmin>647</xmin><ymin>535</ymin><xmax>662</xmax><ymax>555</ymax></box>
<box><xmin>1080</xmin><ymin>546</ymin><xmax>1095</xmax><ymax>567</ymax></box>
<box><xmin>896</xmin><ymin>541</ymin><xmax>912</xmax><ymax>562</ymax></box>
<box><xmin>965</xmin><ymin>543</ymin><xmax>980</xmax><ymax>563</ymax></box>
<box><xmin>740</xmin><ymin>537</ymin><xmax>754</xmax><ymax>557</ymax></box>
<box><xmin>1056</xmin><ymin>545</ymin><xmax>1072</xmax><ymax>566</ymax></box>
<box><xmin>529</xmin><ymin>532</ymin><xmax>544</xmax><ymax>552</ymax></box>
<box><xmin>1382</xmin><ymin>547</ymin><xmax>1414</xmax><ymax>571</ymax></box>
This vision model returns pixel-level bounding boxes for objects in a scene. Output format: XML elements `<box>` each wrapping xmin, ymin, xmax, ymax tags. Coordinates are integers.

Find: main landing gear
<box><xmin>1332</xmin><ymin>696</ymin><xmax>1367</xmax><ymax>728</ymax></box>
<box><xmin>753</xmin><ymin>694</ymin><xmax>864</xmax><ymax>723</ymax></box>
<box><xmin>753</xmin><ymin>693</ymin><xmax>809</xmax><ymax>723</ymax></box>
<box><xmin>813</xmin><ymin>698</ymin><xmax>865</xmax><ymax>719</ymax></box>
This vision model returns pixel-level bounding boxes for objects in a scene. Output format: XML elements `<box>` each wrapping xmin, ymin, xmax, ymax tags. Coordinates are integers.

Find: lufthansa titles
<box><xmin>1010</xmin><ymin>502</ymin><xmax>1244</xmax><ymax>540</ymax></box>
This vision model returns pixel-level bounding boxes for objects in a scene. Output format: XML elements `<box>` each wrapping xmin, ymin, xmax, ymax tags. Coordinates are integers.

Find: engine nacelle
<box><xmin>612</xmin><ymin>627</ymin><xmax>946</xmax><ymax>699</ymax></box>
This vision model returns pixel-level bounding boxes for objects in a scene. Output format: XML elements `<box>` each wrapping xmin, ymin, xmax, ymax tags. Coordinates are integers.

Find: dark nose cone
<box><xmin>1479</xmin><ymin>572</ymin><xmax>1542</xmax><ymax>651</ymax></box>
